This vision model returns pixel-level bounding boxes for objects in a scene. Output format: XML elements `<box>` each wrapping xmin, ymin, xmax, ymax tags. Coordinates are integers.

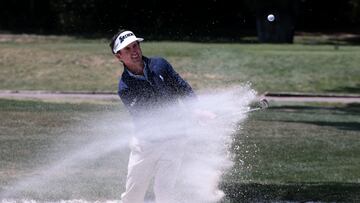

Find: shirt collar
<box><xmin>126</xmin><ymin>62</ymin><xmax>148</xmax><ymax>80</ymax></box>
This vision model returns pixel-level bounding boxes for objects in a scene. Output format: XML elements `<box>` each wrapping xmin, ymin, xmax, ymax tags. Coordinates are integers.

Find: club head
<box><xmin>259</xmin><ymin>99</ymin><xmax>269</xmax><ymax>109</ymax></box>
<box><xmin>243</xmin><ymin>99</ymin><xmax>269</xmax><ymax>113</ymax></box>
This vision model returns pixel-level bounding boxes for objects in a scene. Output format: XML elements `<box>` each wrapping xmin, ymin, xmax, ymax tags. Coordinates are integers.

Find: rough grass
<box><xmin>0</xmin><ymin>35</ymin><xmax>359</xmax><ymax>94</ymax></box>
<box><xmin>0</xmin><ymin>99</ymin><xmax>359</xmax><ymax>201</ymax></box>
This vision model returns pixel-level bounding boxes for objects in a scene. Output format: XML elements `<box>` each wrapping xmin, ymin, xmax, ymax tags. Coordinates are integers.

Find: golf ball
<box><xmin>267</xmin><ymin>14</ymin><xmax>275</xmax><ymax>22</ymax></box>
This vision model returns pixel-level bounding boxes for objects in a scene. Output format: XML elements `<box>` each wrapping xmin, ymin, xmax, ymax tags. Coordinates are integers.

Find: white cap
<box><xmin>113</xmin><ymin>31</ymin><xmax>144</xmax><ymax>53</ymax></box>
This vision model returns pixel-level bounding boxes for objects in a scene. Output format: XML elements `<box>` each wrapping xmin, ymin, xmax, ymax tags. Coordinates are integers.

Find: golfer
<box><xmin>109</xmin><ymin>29</ymin><xmax>196</xmax><ymax>203</ymax></box>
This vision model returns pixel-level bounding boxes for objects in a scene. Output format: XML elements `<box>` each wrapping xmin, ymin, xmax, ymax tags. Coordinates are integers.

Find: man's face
<box><xmin>116</xmin><ymin>41</ymin><xmax>143</xmax><ymax>68</ymax></box>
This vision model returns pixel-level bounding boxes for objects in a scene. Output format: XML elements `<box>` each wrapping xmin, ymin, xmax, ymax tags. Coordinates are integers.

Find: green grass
<box><xmin>230</xmin><ymin>102</ymin><xmax>360</xmax><ymax>182</ymax></box>
<box><xmin>0</xmin><ymin>35</ymin><xmax>359</xmax><ymax>94</ymax></box>
<box><xmin>0</xmin><ymin>34</ymin><xmax>359</xmax><ymax>202</ymax></box>
<box><xmin>221</xmin><ymin>102</ymin><xmax>360</xmax><ymax>202</ymax></box>
<box><xmin>0</xmin><ymin>99</ymin><xmax>359</xmax><ymax>201</ymax></box>
<box><xmin>0</xmin><ymin>99</ymin><xmax>130</xmax><ymax>200</ymax></box>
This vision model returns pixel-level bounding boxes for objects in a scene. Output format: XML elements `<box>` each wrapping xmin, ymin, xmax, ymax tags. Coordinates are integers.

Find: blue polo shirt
<box><xmin>118</xmin><ymin>56</ymin><xmax>195</xmax><ymax>117</ymax></box>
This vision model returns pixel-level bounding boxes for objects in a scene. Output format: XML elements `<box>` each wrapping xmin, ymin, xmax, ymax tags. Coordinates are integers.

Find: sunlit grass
<box><xmin>0</xmin><ymin>36</ymin><xmax>359</xmax><ymax>94</ymax></box>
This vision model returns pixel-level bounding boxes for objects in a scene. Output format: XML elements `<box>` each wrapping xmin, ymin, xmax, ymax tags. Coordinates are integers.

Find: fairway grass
<box><xmin>0</xmin><ymin>99</ymin><xmax>129</xmax><ymax>200</ymax></box>
<box><xmin>222</xmin><ymin>102</ymin><xmax>360</xmax><ymax>202</ymax></box>
<box><xmin>0</xmin><ymin>99</ymin><xmax>359</xmax><ymax>201</ymax></box>
<box><xmin>0</xmin><ymin>34</ymin><xmax>359</xmax><ymax>201</ymax></box>
<box><xmin>0</xmin><ymin>36</ymin><xmax>359</xmax><ymax>94</ymax></box>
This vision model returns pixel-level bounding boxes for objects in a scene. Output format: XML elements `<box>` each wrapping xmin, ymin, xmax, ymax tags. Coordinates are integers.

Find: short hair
<box><xmin>109</xmin><ymin>29</ymin><xmax>127</xmax><ymax>54</ymax></box>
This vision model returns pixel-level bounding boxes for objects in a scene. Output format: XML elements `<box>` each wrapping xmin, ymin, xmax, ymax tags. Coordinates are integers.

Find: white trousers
<box><xmin>121</xmin><ymin>137</ymin><xmax>185</xmax><ymax>203</ymax></box>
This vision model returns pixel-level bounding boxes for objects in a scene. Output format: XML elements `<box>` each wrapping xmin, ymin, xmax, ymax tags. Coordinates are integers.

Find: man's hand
<box><xmin>193</xmin><ymin>109</ymin><xmax>217</xmax><ymax>125</ymax></box>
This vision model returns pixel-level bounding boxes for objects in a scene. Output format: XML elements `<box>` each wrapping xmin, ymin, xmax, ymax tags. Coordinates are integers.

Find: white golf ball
<box><xmin>267</xmin><ymin>14</ymin><xmax>275</xmax><ymax>22</ymax></box>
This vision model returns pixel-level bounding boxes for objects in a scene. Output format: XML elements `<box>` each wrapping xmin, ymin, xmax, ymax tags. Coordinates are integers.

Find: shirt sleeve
<box><xmin>163</xmin><ymin>59</ymin><xmax>197</xmax><ymax>99</ymax></box>
<box><xmin>118</xmin><ymin>83</ymin><xmax>140</xmax><ymax>116</ymax></box>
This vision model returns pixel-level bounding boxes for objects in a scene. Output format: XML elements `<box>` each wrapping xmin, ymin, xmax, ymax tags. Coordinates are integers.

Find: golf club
<box><xmin>215</xmin><ymin>98</ymin><xmax>269</xmax><ymax>121</ymax></box>
<box><xmin>246</xmin><ymin>98</ymin><xmax>269</xmax><ymax>113</ymax></box>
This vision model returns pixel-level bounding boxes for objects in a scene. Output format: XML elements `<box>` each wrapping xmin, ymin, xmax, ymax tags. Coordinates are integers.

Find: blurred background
<box><xmin>1</xmin><ymin>0</ymin><xmax>359</xmax><ymax>43</ymax></box>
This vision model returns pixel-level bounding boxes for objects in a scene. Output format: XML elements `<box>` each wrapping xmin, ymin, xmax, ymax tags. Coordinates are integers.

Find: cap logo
<box><xmin>119</xmin><ymin>32</ymin><xmax>134</xmax><ymax>43</ymax></box>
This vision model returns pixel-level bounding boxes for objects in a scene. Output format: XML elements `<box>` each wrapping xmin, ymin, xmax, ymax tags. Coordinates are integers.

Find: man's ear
<box><xmin>115</xmin><ymin>52</ymin><xmax>122</xmax><ymax>60</ymax></box>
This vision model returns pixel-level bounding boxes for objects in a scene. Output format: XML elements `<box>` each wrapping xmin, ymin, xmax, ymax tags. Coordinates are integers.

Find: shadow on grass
<box><xmin>265</xmin><ymin>103</ymin><xmax>360</xmax><ymax>131</ymax></box>
<box><xmin>269</xmin><ymin>103</ymin><xmax>360</xmax><ymax>115</ymax></box>
<box><xmin>220</xmin><ymin>182</ymin><xmax>360</xmax><ymax>202</ymax></box>
<box><xmin>285</xmin><ymin>120</ymin><xmax>360</xmax><ymax>131</ymax></box>
<box><xmin>326</xmin><ymin>84</ymin><xmax>360</xmax><ymax>94</ymax></box>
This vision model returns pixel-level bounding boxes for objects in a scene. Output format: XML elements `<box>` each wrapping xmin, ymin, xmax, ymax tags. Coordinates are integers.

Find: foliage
<box><xmin>1</xmin><ymin>0</ymin><xmax>360</xmax><ymax>38</ymax></box>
